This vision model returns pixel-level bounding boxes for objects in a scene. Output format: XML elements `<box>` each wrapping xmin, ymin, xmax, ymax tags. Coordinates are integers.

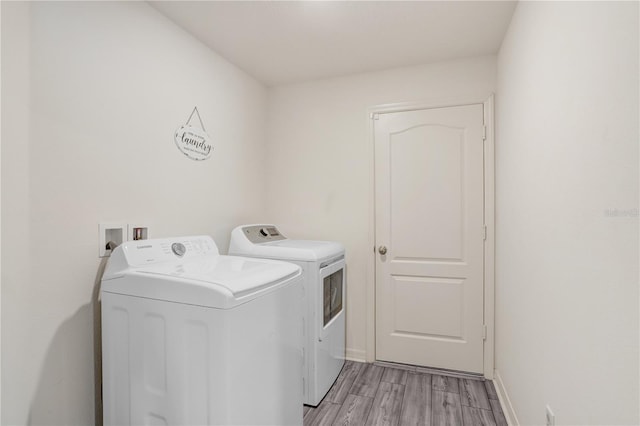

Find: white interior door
<box><xmin>374</xmin><ymin>104</ymin><xmax>485</xmax><ymax>374</ymax></box>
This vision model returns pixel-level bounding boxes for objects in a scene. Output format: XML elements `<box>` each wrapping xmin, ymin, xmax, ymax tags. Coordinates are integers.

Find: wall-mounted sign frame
<box><xmin>174</xmin><ymin>107</ymin><xmax>213</xmax><ymax>161</ymax></box>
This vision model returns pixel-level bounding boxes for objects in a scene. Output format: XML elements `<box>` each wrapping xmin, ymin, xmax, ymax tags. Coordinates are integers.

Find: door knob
<box><xmin>378</xmin><ymin>246</ymin><xmax>387</xmax><ymax>255</ymax></box>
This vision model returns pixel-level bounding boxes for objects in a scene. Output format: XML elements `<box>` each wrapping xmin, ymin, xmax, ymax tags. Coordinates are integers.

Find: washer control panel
<box><xmin>242</xmin><ymin>225</ymin><xmax>286</xmax><ymax>244</ymax></box>
<box><xmin>122</xmin><ymin>236</ymin><xmax>218</xmax><ymax>266</ymax></box>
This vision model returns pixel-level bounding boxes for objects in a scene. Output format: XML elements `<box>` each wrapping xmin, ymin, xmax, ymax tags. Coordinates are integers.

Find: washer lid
<box><xmin>101</xmin><ymin>236</ymin><xmax>301</xmax><ymax>308</ymax></box>
<box><xmin>138</xmin><ymin>255</ymin><xmax>300</xmax><ymax>297</ymax></box>
<box><xmin>103</xmin><ymin>255</ymin><xmax>300</xmax><ymax>308</ymax></box>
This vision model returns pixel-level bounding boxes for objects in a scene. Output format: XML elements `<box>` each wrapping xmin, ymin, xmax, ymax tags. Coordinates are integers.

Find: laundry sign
<box><xmin>174</xmin><ymin>107</ymin><xmax>213</xmax><ymax>161</ymax></box>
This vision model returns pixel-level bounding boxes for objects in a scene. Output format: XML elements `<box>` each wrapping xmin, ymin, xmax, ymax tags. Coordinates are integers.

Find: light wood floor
<box><xmin>303</xmin><ymin>361</ymin><xmax>508</xmax><ymax>426</ymax></box>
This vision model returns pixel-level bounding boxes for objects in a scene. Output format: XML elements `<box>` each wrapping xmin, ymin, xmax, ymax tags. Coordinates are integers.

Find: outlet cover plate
<box><xmin>99</xmin><ymin>223</ymin><xmax>126</xmax><ymax>258</ymax></box>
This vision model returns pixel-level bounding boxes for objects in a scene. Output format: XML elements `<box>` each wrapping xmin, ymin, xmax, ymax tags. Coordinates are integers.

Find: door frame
<box><xmin>365</xmin><ymin>95</ymin><xmax>495</xmax><ymax>379</ymax></box>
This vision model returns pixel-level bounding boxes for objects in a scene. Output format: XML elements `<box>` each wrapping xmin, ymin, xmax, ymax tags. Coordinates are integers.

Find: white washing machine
<box><xmin>101</xmin><ymin>235</ymin><xmax>303</xmax><ymax>426</ymax></box>
<box><xmin>229</xmin><ymin>225</ymin><xmax>346</xmax><ymax>406</ymax></box>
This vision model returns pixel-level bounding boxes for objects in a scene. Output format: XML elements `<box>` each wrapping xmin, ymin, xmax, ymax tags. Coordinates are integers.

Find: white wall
<box><xmin>496</xmin><ymin>2</ymin><xmax>639</xmax><ymax>425</ymax></box>
<box><xmin>1</xmin><ymin>2</ymin><xmax>268</xmax><ymax>424</ymax></box>
<box><xmin>265</xmin><ymin>57</ymin><xmax>496</xmax><ymax>360</ymax></box>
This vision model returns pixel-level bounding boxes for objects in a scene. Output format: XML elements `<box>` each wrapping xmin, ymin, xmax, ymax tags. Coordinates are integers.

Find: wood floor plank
<box><xmin>304</xmin><ymin>409</ymin><xmax>316</xmax><ymax>424</ymax></box>
<box><xmin>332</xmin><ymin>394</ymin><xmax>373</xmax><ymax>426</ymax></box>
<box><xmin>366</xmin><ymin>381</ymin><xmax>405</xmax><ymax>426</ymax></box>
<box><xmin>304</xmin><ymin>400</ymin><xmax>342</xmax><ymax>426</ymax></box>
<box><xmin>432</xmin><ymin>375</ymin><xmax>460</xmax><ymax>394</ymax></box>
<box><xmin>490</xmin><ymin>399</ymin><xmax>508</xmax><ymax>426</ymax></box>
<box><xmin>432</xmin><ymin>390</ymin><xmax>463</xmax><ymax>426</ymax></box>
<box><xmin>485</xmin><ymin>381</ymin><xmax>499</xmax><ymax>400</ymax></box>
<box><xmin>462</xmin><ymin>406</ymin><xmax>496</xmax><ymax>426</ymax></box>
<box><xmin>399</xmin><ymin>372</ymin><xmax>432</xmax><ymax>426</ymax></box>
<box><xmin>381</xmin><ymin>367</ymin><xmax>408</xmax><ymax>385</ymax></box>
<box><xmin>304</xmin><ymin>400</ymin><xmax>323</xmax><ymax>424</ymax></box>
<box><xmin>304</xmin><ymin>403</ymin><xmax>319</xmax><ymax>424</ymax></box>
<box><xmin>308</xmin><ymin>363</ymin><xmax>507</xmax><ymax>426</ymax></box>
<box><xmin>350</xmin><ymin>363</ymin><xmax>384</xmax><ymax>398</ymax></box>
<box><xmin>460</xmin><ymin>379</ymin><xmax>491</xmax><ymax>410</ymax></box>
<box><xmin>325</xmin><ymin>361</ymin><xmax>364</xmax><ymax>404</ymax></box>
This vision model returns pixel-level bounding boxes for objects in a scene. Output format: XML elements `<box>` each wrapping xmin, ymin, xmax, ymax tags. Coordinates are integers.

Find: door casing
<box><xmin>365</xmin><ymin>95</ymin><xmax>495</xmax><ymax>379</ymax></box>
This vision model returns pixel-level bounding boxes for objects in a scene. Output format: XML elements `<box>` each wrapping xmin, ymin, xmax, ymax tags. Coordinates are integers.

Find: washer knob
<box><xmin>171</xmin><ymin>242</ymin><xmax>186</xmax><ymax>257</ymax></box>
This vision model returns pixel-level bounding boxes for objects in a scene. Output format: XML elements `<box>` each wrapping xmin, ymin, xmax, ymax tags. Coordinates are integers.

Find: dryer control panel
<box><xmin>242</xmin><ymin>225</ymin><xmax>287</xmax><ymax>244</ymax></box>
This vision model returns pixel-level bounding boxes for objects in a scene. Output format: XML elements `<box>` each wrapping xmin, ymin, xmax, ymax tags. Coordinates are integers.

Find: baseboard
<box><xmin>493</xmin><ymin>370</ymin><xmax>519</xmax><ymax>426</ymax></box>
<box><xmin>345</xmin><ymin>348</ymin><xmax>366</xmax><ymax>362</ymax></box>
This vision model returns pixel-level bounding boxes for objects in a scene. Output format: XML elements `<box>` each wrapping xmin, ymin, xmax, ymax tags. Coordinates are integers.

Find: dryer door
<box><xmin>318</xmin><ymin>258</ymin><xmax>346</xmax><ymax>341</ymax></box>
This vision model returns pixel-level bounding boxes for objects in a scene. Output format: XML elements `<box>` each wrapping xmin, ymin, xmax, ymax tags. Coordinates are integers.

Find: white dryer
<box><xmin>229</xmin><ymin>225</ymin><xmax>346</xmax><ymax>406</ymax></box>
<box><xmin>101</xmin><ymin>235</ymin><xmax>303</xmax><ymax>426</ymax></box>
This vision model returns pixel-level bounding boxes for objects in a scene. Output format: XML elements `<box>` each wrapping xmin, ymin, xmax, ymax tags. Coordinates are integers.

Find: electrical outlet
<box><xmin>546</xmin><ymin>405</ymin><xmax>555</xmax><ymax>426</ymax></box>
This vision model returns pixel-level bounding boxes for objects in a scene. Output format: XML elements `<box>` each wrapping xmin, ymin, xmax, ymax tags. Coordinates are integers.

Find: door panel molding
<box><xmin>365</xmin><ymin>95</ymin><xmax>495</xmax><ymax>379</ymax></box>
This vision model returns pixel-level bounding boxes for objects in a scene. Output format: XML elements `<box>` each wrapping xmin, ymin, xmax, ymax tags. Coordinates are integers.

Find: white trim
<box><xmin>365</xmin><ymin>109</ymin><xmax>376</xmax><ymax>363</ymax></box>
<box><xmin>366</xmin><ymin>94</ymin><xmax>496</xmax><ymax>377</ymax></box>
<box><xmin>493</xmin><ymin>370</ymin><xmax>520</xmax><ymax>426</ymax></box>
<box><xmin>345</xmin><ymin>348</ymin><xmax>367</xmax><ymax>363</ymax></box>
<box><xmin>483</xmin><ymin>94</ymin><xmax>496</xmax><ymax>379</ymax></box>
<box><xmin>368</xmin><ymin>94</ymin><xmax>495</xmax><ymax>117</ymax></box>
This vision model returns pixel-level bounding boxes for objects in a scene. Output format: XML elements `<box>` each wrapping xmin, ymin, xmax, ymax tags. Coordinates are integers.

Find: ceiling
<box><xmin>150</xmin><ymin>1</ymin><xmax>517</xmax><ymax>86</ymax></box>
